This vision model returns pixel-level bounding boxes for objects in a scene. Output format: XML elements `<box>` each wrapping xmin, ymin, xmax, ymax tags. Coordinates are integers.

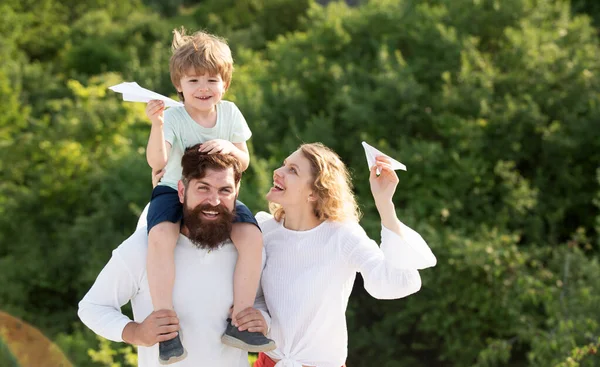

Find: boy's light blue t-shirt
<box><xmin>158</xmin><ymin>100</ymin><xmax>252</xmax><ymax>190</ymax></box>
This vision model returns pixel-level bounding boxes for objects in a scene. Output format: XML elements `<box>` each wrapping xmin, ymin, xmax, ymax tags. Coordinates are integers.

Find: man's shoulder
<box><xmin>255</xmin><ymin>211</ymin><xmax>278</xmax><ymax>234</ymax></box>
<box><xmin>114</xmin><ymin>227</ymin><xmax>149</xmax><ymax>266</ymax></box>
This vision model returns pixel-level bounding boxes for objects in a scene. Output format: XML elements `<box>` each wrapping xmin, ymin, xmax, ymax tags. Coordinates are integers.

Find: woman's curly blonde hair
<box><xmin>270</xmin><ymin>143</ymin><xmax>361</xmax><ymax>223</ymax></box>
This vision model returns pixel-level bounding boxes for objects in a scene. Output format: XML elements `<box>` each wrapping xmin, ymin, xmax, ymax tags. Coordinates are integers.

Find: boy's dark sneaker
<box><xmin>159</xmin><ymin>333</ymin><xmax>187</xmax><ymax>365</ymax></box>
<box><xmin>221</xmin><ymin>318</ymin><xmax>276</xmax><ymax>353</ymax></box>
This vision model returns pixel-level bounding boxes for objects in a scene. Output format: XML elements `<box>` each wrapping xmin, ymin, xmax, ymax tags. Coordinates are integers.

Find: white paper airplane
<box><xmin>361</xmin><ymin>141</ymin><xmax>407</xmax><ymax>175</ymax></box>
<box><xmin>108</xmin><ymin>82</ymin><xmax>184</xmax><ymax>107</ymax></box>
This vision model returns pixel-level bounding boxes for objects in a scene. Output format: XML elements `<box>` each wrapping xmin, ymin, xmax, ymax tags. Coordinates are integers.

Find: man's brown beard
<box><xmin>182</xmin><ymin>200</ymin><xmax>235</xmax><ymax>250</ymax></box>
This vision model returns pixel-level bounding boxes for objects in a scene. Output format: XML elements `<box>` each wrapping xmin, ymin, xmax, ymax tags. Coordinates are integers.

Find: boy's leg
<box><xmin>146</xmin><ymin>187</ymin><xmax>187</xmax><ymax>364</ymax></box>
<box><xmin>147</xmin><ymin>222</ymin><xmax>180</xmax><ymax>311</ymax></box>
<box><xmin>221</xmin><ymin>201</ymin><xmax>276</xmax><ymax>353</ymax></box>
<box><xmin>230</xmin><ymin>222</ymin><xmax>263</xmax><ymax>323</ymax></box>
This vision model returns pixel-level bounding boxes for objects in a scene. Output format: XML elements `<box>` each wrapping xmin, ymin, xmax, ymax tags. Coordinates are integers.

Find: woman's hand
<box><xmin>369</xmin><ymin>156</ymin><xmax>399</xmax><ymax>206</ymax></box>
<box><xmin>369</xmin><ymin>156</ymin><xmax>403</xmax><ymax>234</ymax></box>
<box><xmin>152</xmin><ymin>168</ymin><xmax>165</xmax><ymax>188</ymax></box>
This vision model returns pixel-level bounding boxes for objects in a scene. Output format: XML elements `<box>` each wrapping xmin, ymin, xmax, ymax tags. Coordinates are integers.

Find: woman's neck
<box><xmin>281</xmin><ymin>205</ymin><xmax>323</xmax><ymax>231</ymax></box>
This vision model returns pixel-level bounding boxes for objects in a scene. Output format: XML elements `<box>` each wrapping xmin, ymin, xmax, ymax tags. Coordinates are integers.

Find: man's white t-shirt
<box><xmin>78</xmin><ymin>228</ymin><xmax>269</xmax><ymax>367</ymax></box>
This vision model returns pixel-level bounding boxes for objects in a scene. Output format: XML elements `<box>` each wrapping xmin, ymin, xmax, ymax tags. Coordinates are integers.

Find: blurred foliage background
<box><xmin>0</xmin><ymin>0</ymin><xmax>599</xmax><ymax>366</ymax></box>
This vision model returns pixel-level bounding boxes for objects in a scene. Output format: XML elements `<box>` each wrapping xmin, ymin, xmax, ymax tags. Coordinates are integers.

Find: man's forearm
<box><xmin>121</xmin><ymin>321</ymin><xmax>140</xmax><ymax>345</ymax></box>
<box><xmin>77</xmin><ymin>247</ymin><xmax>140</xmax><ymax>344</ymax></box>
<box><xmin>78</xmin><ymin>300</ymin><xmax>135</xmax><ymax>343</ymax></box>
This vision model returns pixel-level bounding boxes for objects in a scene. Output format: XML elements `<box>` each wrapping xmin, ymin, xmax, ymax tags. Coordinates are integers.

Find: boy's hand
<box><xmin>146</xmin><ymin>100</ymin><xmax>165</xmax><ymax>125</ymax></box>
<box><xmin>152</xmin><ymin>168</ymin><xmax>165</xmax><ymax>188</ymax></box>
<box><xmin>199</xmin><ymin>139</ymin><xmax>236</xmax><ymax>155</ymax></box>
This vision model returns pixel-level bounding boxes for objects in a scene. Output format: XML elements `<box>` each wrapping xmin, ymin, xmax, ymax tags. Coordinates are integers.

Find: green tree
<box><xmin>227</xmin><ymin>0</ymin><xmax>600</xmax><ymax>365</ymax></box>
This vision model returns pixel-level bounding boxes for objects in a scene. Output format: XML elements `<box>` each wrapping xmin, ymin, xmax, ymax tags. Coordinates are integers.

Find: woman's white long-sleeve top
<box><xmin>256</xmin><ymin>212</ymin><xmax>436</xmax><ymax>367</ymax></box>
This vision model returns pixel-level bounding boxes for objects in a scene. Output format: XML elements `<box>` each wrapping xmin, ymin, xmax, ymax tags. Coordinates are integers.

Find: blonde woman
<box><xmin>249</xmin><ymin>143</ymin><xmax>437</xmax><ymax>367</ymax></box>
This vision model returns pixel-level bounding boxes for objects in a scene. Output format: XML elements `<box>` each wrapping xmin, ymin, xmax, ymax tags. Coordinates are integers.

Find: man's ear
<box><xmin>178</xmin><ymin>180</ymin><xmax>186</xmax><ymax>204</ymax></box>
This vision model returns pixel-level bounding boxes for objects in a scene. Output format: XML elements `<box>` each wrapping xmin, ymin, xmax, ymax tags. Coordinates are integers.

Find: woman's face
<box><xmin>266</xmin><ymin>149</ymin><xmax>316</xmax><ymax>207</ymax></box>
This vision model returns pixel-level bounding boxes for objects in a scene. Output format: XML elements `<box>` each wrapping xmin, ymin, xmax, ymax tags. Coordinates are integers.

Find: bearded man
<box><xmin>78</xmin><ymin>146</ymin><xmax>269</xmax><ymax>367</ymax></box>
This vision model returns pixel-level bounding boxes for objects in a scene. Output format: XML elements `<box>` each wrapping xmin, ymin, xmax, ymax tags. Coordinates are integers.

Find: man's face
<box><xmin>177</xmin><ymin>167</ymin><xmax>238</xmax><ymax>249</ymax></box>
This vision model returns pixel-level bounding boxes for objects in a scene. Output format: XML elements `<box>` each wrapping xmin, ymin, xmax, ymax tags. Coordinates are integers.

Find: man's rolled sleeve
<box><xmin>78</xmin><ymin>248</ymin><xmax>140</xmax><ymax>342</ymax></box>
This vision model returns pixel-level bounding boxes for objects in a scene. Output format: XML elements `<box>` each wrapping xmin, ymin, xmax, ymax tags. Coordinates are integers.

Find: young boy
<box><xmin>145</xmin><ymin>28</ymin><xmax>275</xmax><ymax>364</ymax></box>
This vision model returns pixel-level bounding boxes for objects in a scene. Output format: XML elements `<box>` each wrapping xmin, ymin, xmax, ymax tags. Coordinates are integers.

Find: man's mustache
<box><xmin>193</xmin><ymin>202</ymin><xmax>230</xmax><ymax>215</ymax></box>
<box><xmin>183</xmin><ymin>199</ymin><xmax>235</xmax><ymax>250</ymax></box>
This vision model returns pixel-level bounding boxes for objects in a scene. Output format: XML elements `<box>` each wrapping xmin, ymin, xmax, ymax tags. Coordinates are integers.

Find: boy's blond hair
<box><xmin>269</xmin><ymin>143</ymin><xmax>362</xmax><ymax>223</ymax></box>
<box><xmin>169</xmin><ymin>27</ymin><xmax>234</xmax><ymax>95</ymax></box>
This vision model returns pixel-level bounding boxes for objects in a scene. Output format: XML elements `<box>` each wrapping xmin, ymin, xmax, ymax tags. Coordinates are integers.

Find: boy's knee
<box><xmin>148</xmin><ymin>221</ymin><xmax>180</xmax><ymax>246</ymax></box>
<box><xmin>150</xmin><ymin>221</ymin><xmax>179</xmax><ymax>233</ymax></box>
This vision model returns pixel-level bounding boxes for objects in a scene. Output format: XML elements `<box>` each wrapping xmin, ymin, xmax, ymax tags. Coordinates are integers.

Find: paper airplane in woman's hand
<box><xmin>108</xmin><ymin>82</ymin><xmax>184</xmax><ymax>107</ymax></box>
<box><xmin>361</xmin><ymin>141</ymin><xmax>407</xmax><ymax>175</ymax></box>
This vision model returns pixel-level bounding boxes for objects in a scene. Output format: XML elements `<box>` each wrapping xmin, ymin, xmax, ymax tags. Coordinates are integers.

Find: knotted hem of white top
<box><xmin>274</xmin><ymin>358</ymin><xmax>305</xmax><ymax>367</ymax></box>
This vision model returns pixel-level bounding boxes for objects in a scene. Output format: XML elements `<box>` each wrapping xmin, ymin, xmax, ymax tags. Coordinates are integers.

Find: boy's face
<box><xmin>177</xmin><ymin>69</ymin><xmax>229</xmax><ymax>113</ymax></box>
